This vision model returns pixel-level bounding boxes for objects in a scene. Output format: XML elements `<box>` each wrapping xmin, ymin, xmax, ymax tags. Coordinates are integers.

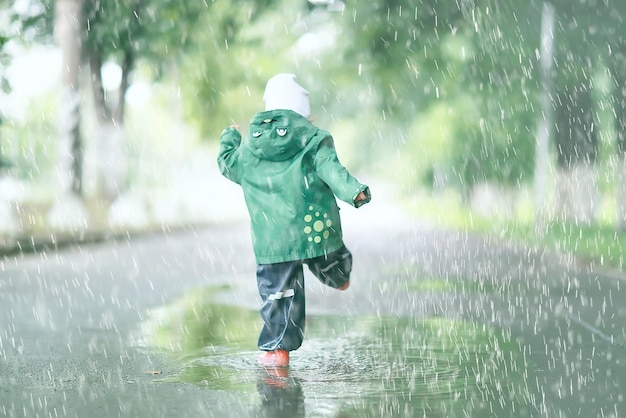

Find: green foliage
<box><xmin>331</xmin><ymin>0</ymin><xmax>547</xmax><ymax>192</ymax></box>
<box><xmin>0</xmin><ymin>34</ymin><xmax>11</xmax><ymax>94</ymax></box>
<box><xmin>503</xmin><ymin>220</ymin><xmax>626</xmax><ymax>271</ymax></box>
<box><xmin>329</xmin><ymin>0</ymin><xmax>624</xmax><ymax>197</ymax></box>
<box><xmin>450</xmin><ymin>97</ymin><xmax>537</xmax><ymax>188</ymax></box>
<box><xmin>178</xmin><ymin>0</ymin><xmax>303</xmax><ymax>139</ymax></box>
<box><xmin>340</xmin><ymin>0</ymin><xmax>471</xmax><ymax>118</ymax></box>
<box><xmin>403</xmin><ymin>98</ymin><xmax>476</xmax><ymax>187</ymax></box>
<box><xmin>7</xmin><ymin>0</ymin><xmax>626</xmax><ymax>208</ymax></box>
<box><xmin>11</xmin><ymin>0</ymin><xmax>211</xmax><ymax>63</ymax></box>
<box><xmin>82</xmin><ymin>0</ymin><xmax>208</xmax><ymax>65</ymax></box>
<box><xmin>552</xmin><ymin>0</ymin><xmax>624</xmax><ymax>56</ymax></box>
<box><xmin>451</xmin><ymin>2</ymin><xmax>540</xmax><ymax>188</ymax></box>
<box><xmin>0</xmin><ymin>94</ymin><xmax>57</xmax><ymax>182</ymax></box>
<box><xmin>6</xmin><ymin>0</ymin><xmax>53</xmax><ymax>44</ymax></box>
<box><xmin>12</xmin><ymin>0</ymin><xmax>287</xmax><ymax>139</ymax></box>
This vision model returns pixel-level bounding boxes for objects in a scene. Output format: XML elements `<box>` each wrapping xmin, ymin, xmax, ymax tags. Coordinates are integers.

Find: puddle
<box><xmin>138</xmin><ymin>286</ymin><xmax>537</xmax><ymax>417</ymax></box>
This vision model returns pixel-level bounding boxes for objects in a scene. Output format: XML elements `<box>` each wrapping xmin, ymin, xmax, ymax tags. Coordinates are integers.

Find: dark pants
<box><xmin>256</xmin><ymin>245</ymin><xmax>353</xmax><ymax>352</ymax></box>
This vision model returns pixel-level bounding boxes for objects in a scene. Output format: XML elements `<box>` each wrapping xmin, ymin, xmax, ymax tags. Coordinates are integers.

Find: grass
<box><xmin>406</xmin><ymin>278</ymin><xmax>498</xmax><ymax>293</ymax></box>
<box><xmin>504</xmin><ymin>222</ymin><xmax>626</xmax><ymax>269</ymax></box>
<box><xmin>406</xmin><ymin>189</ymin><xmax>626</xmax><ymax>271</ymax></box>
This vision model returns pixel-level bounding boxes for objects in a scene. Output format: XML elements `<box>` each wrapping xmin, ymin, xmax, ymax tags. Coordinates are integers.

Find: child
<box><xmin>218</xmin><ymin>73</ymin><xmax>371</xmax><ymax>367</ymax></box>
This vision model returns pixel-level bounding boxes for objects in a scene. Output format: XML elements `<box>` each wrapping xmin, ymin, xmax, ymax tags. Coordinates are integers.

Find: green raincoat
<box><xmin>218</xmin><ymin>109</ymin><xmax>371</xmax><ymax>264</ymax></box>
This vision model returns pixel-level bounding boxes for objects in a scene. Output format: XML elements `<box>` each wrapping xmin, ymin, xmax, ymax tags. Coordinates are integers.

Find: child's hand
<box><xmin>355</xmin><ymin>191</ymin><xmax>367</xmax><ymax>202</ymax></box>
<box><xmin>353</xmin><ymin>189</ymin><xmax>371</xmax><ymax>208</ymax></box>
<box><xmin>230</xmin><ymin>123</ymin><xmax>240</xmax><ymax>130</ymax></box>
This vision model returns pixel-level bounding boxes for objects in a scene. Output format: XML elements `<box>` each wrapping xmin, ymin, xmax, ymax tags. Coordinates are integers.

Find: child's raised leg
<box><xmin>305</xmin><ymin>245</ymin><xmax>352</xmax><ymax>290</ymax></box>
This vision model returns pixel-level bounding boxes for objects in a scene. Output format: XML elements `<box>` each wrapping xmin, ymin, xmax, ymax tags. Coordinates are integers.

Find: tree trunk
<box><xmin>48</xmin><ymin>0</ymin><xmax>90</xmax><ymax>231</ymax></box>
<box><xmin>89</xmin><ymin>50</ymin><xmax>133</xmax><ymax>202</ymax></box>
<box><xmin>555</xmin><ymin>162</ymin><xmax>598</xmax><ymax>224</ymax></box>
<box><xmin>54</xmin><ymin>0</ymin><xmax>83</xmax><ymax>195</ymax></box>
<box><xmin>534</xmin><ymin>1</ymin><xmax>555</xmax><ymax>229</ymax></box>
<box><xmin>614</xmin><ymin>65</ymin><xmax>626</xmax><ymax>229</ymax></box>
<box><xmin>553</xmin><ymin>80</ymin><xmax>599</xmax><ymax>225</ymax></box>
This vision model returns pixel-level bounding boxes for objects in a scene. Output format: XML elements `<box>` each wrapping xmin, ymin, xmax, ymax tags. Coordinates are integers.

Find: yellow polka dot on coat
<box><xmin>314</xmin><ymin>220</ymin><xmax>324</xmax><ymax>232</ymax></box>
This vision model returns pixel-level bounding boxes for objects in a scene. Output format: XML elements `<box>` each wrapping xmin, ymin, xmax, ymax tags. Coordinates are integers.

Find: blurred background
<box><xmin>0</xmin><ymin>0</ymin><xmax>625</xmax><ymax>260</ymax></box>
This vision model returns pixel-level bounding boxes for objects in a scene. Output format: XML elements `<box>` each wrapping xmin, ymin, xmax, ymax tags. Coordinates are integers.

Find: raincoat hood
<box><xmin>243</xmin><ymin>109</ymin><xmax>317</xmax><ymax>162</ymax></box>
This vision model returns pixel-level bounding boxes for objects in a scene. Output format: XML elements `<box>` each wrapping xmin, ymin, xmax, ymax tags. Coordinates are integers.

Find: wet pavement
<box><xmin>1</xmin><ymin>198</ymin><xmax>626</xmax><ymax>417</ymax></box>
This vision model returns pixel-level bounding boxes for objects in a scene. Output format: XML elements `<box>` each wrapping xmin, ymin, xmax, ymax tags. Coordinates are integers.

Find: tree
<box><xmin>453</xmin><ymin>1</ymin><xmax>542</xmax><ymax>193</ymax></box>
<box><xmin>7</xmin><ymin>0</ymin><xmax>85</xmax><ymax>194</ymax></box>
<box><xmin>552</xmin><ymin>78</ymin><xmax>598</xmax><ymax>224</ymax></box>
<box><xmin>178</xmin><ymin>0</ymin><xmax>294</xmax><ymax>139</ymax></box>
<box><xmin>601</xmin><ymin>0</ymin><xmax>626</xmax><ymax>228</ymax></box>
<box><xmin>340</xmin><ymin>0</ymin><xmax>472</xmax><ymax>120</ymax></box>
<box><xmin>534</xmin><ymin>1</ymin><xmax>555</xmax><ymax>227</ymax></box>
<box><xmin>15</xmin><ymin>0</ymin><xmax>217</xmax><ymax>199</ymax></box>
<box><xmin>538</xmin><ymin>0</ymin><xmax>626</xmax><ymax>226</ymax></box>
<box><xmin>21</xmin><ymin>0</ymin><xmax>283</xmax><ymax>201</ymax></box>
<box><xmin>614</xmin><ymin>60</ymin><xmax>626</xmax><ymax>228</ymax></box>
<box><xmin>44</xmin><ymin>0</ymin><xmax>92</xmax><ymax>230</ymax></box>
<box><xmin>0</xmin><ymin>14</ymin><xmax>22</xmax><ymax>235</ymax></box>
<box><xmin>55</xmin><ymin>0</ymin><xmax>83</xmax><ymax>195</ymax></box>
<box><xmin>0</xmin><ymin>31</ymin><xmax>11</xmax><ymax>169</ymax></box>
<box><xmin>547</xmin><ymin>0</ymin><xmax>602</xmax><ymax>225</ymax></box>
<box><xmin>81</xmin><ymin>0</ymin><xmax>210</xmax><ymax>201</ymax></box>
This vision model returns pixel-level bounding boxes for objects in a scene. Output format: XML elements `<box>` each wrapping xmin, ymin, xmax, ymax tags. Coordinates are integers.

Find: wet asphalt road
<box><xmin>1</xmin><ymin>198</ymin><xmax>626</xmax><ymax>417</ymax></box>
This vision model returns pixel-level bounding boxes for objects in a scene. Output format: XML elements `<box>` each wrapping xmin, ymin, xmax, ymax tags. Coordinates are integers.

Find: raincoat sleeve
<box><xmin>218</xmin><ymin>127</ymin><xmax>243</xmax><ymax>184</ymax></box>
<box><xmin>313</xmin><ymin>134</ymin><xmax>371</xmax><ymax>208</ymax></box>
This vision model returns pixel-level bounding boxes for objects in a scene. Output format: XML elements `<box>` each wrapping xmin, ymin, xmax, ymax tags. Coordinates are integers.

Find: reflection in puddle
<box><xmin>257</xmin><ymin>367</ymin><xmax>305</xmax><ymax>418</ymax></box>
<box><xmin>140</xmin><ymin>287</ymin><xmax>530</xmax><ymax>417</ymax></box>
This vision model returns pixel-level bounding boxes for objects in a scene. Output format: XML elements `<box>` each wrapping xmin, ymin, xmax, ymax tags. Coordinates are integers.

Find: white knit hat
<box><xmin>263</xmin><ymin>73</ymin><xmax>311</xmax><ymax>118</ymax></box>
